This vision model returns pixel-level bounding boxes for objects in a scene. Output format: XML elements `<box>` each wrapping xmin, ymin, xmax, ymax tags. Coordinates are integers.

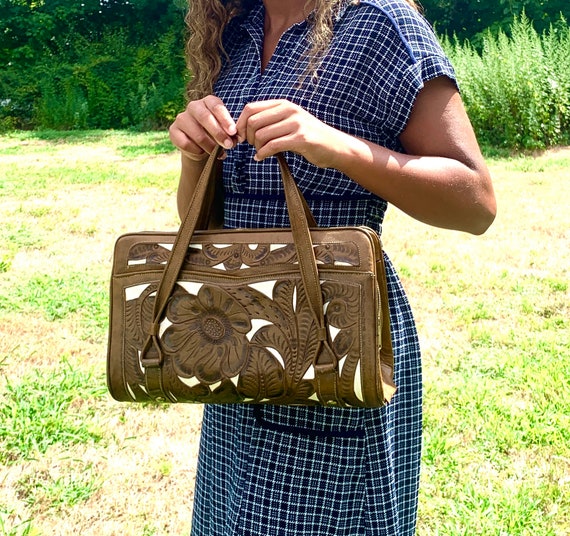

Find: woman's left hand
<box><xmin>235</xmin><ymin>99</ymin><xmax>345</xmax><ymax>168</ymax></box>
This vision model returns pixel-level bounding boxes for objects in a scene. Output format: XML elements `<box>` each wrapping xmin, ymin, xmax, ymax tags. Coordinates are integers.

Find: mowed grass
<box><xmin>0</xmin><ymin>131</ymin><xmax>568</xmax><ymax>535</ymax></box>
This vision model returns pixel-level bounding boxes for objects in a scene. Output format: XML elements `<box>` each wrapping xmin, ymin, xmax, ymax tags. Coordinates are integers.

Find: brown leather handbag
<box><xmin>107</xmin><ymin>147</ymin><xmax>396</xmax><ymax>407</ymax></box>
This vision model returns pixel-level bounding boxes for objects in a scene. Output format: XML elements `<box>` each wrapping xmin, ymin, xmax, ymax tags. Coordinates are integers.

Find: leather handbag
<box><xmin>107</xmin><ymin>147</ymin><xmax>396</xmax><ymax>407</ymax></box>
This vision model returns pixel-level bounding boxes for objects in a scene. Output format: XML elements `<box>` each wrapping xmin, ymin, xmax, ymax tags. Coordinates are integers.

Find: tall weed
<box><xmin>446</xmin><ymin>15</ymin><xmax>570</xmax><ymax>150</ymax></box>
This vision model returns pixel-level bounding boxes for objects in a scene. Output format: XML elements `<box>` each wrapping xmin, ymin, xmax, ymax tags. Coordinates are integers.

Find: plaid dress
<box><xmin>190</xmin><ymin>1</ymin><xmax>455</xmax><ymax>534</ymax></box>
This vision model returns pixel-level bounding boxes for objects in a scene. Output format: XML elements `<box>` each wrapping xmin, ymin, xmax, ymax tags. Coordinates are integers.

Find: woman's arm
<box><xmin>169</xmin><ymin>96</ymin><xmax>238</xmax><ymax>219</ymax></box>
<box><xmin>334</xmin><ymin>77</ymin><xmax>496</xmax><ymax>234</ymax></box>
<box><xmin>235</xmin><ymin>77</ymin><xmax>496</xmax><ymax>235</ymax></box>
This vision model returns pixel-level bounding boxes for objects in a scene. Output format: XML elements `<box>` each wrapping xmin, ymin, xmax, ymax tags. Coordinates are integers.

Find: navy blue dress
<box><xmin>190</xmin><ymin>1</ymin><xmax>456</xmax><ymax>534</ymax></box>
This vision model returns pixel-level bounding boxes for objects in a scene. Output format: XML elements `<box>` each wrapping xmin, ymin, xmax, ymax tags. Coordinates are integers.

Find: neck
<box><xmin>263</xmin><ymin>0</ymin><xmax>313</xmax><ymax>33</ymax></box>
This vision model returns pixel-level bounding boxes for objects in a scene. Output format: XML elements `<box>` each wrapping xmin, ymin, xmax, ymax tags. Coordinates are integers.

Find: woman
<box><xmin>169</xmin><ymin>1</ymin><xmax>496</xmax><ymax>535</ymax></box>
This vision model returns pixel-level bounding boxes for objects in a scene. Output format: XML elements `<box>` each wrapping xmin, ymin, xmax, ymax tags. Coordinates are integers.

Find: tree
<box><xmin>0</xmin><ymin>0</ymin><xmax>188</xmax><ymax>129</ymax></box>
<box><xmin>420</xmin><ymin>0</ymin><xmax>570</xmax><ymax>43</ymax></box>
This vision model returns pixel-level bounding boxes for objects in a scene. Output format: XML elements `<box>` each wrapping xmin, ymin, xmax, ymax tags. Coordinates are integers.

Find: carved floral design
<box><xmin>128</xmin><ymin>240</ymin><xmax>361</xmax><ymax>270</ymax></box>
<box><xmin>116</xmin><ymin>231</ymin><xmax>385</xmax><ymax>406</ymax></box>
<box><xmin>162</xmin><ymin>285</ymin><xmax>252</xmax><ymax>384</ymax></box>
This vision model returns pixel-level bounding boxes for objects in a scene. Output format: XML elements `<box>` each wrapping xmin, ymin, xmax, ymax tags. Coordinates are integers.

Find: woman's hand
<box><xmin>169</xmin><ymin>95</ymin><xmax>238</xmax><ymax>160</ymax></box>
<box><xmin>170</xmin><ymin>95</ymin><xmax>237</xmax><ymax>219</ymax></box>
<box><xmin>235</xmin><ymin>99</ymin><xmax>347</xmax><ymax>168</ymax></box>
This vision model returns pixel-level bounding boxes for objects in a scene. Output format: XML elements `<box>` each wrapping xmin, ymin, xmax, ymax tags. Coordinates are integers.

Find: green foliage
<box><xmin>445</xmin><ymin>15</ymin><xmax>570</xmax><ymax>150</ymax></box>
<box><xmin>2</xmin><ymin>2</ymin><xmax>570</xmax><ymax>150</ymax></box>
<box><xmin>0</xmin><ymin>271</ymin><xmax>109</xmax><ymax>334</ymax></box>
<box><xmin>420</xmin><ymin>0</ymin><xmax>570</xmax><ymax>45</ymax></box>
<box><xmin>0</xmin><ymin>360</ymin><xmax>104</xmax><ymax>464</ymax></box>
<box><xmin>0</xmin><ymin>512</ymin><xmax>37</xmax><ymax>536</ymax></box>
<box><xmin>17</xmin><ymin>461</ymin><xmax>102</xmax><ymax>512</ymax></box>
<box><xmin>0</xmin><ymin>0</ymin><xmax>188</xmax><ymax>130</ymax></box>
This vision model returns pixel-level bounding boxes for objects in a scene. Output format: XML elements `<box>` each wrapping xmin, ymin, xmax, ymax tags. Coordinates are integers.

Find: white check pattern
<box><xmin>190</xmin><ymin>1</ymin><xmax>456</xmax><ymax>535</ymax></box>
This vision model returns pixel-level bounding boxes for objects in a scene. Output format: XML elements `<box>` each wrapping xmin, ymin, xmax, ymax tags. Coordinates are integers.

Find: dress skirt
<box><xmin>190</xmin><ymin>255</ymin><xmax>422</xmax><ymax>536</ymax></box>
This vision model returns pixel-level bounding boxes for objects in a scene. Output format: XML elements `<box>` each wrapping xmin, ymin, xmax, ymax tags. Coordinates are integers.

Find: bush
<box><xmin>0</xmin><ymin>12</ymin><xmax>187</xmax><ymax>132</ymax></box>
<box><xmin>446</xmin><ymin>15</ymin><xmax>570</xmax><ymax>150</ymax></box>
<box><xmin>2</xmin><ymin>9</ymin><xmax>569</xmax><ymax>149</ymax></box>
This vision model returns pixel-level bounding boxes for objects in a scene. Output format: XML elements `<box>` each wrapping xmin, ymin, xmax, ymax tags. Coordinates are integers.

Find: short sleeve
<box><xmin>341</xmin><ymin>0</ymin><xmax>457</xmax><ymax>139</ymax></box>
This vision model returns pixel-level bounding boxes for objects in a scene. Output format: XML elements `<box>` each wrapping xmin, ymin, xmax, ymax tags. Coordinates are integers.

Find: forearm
<box><xmin>330</xmin><ymin>133</ymin><xmax>496</xmax><ymax>235</ymax></box>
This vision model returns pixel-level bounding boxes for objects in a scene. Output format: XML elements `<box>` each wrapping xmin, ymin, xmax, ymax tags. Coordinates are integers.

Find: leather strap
<box><xmin>142</xmin><ymin>148</ymin><xmax>338</xmax><ymax>404</ymax></box>
<box><xmin>276</xmin><ymin>155</ymin><xmax>340</xmax><ymax>405</ymax></box>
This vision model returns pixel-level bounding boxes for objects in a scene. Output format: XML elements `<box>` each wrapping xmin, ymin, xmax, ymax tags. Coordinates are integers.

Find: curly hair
<box><xmin>185</xmin><ymin>0</ymin><xmax>419</xmax><ymax>100</ymax></box>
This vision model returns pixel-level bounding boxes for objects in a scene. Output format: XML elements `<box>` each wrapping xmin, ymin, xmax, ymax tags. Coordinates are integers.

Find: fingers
<box><xmin>170</xmin><ymin>97</ymin><xmax>326</xmax><ymax>164</ymax></box>
<box><xmin>236</xmin><ymin>100</ymin><xmax>299</xmax><ymax>160</ymax></box>
<box><xmin>202</xmin><ymin>95</ymin><xmax>238</xmax><ymax>148</ymax></box>
<box><xmin>235</xmin><ymin>100</ymin><xmax>283</xmax><ymax>142</ymax></box>
<box><xmin>169</xmin><ymin>96</ymin><xmax>237</xmax><ymax>159</ymax></box>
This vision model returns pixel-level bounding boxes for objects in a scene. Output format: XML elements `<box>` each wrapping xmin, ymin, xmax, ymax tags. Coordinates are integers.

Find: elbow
<box><xmin>463</xmin><ymin>166</ymin><xmax>497</xmax><ymax>235</ymax></box>
<box><xmin>466</xmin><ymin>189</ymin><xmax>497</xmax><ymax>236</ymax></box>
<box><xmin>469</xmin><ymin>203</ymin><xmax>496</xmax><ymax>235</ymax></box>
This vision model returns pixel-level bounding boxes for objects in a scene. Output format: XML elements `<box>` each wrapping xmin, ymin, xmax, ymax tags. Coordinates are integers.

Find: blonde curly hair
<box><xmin>185</xmin><ymin>0</ymin><xmax>419</xmax><ymax>100</ymax></box>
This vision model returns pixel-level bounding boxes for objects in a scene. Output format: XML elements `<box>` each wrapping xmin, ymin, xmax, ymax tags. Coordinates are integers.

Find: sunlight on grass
<box><xmin>0</xmin><ymin>132</ymin><xmax>568</xmax><ymax>535</ymax></box>
<box><xmin>0</xmin><ymin>360</ymin><xmax>105</xmax><ymax>464</ymax></box>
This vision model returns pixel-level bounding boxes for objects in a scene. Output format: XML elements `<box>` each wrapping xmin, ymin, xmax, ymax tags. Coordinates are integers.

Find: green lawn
<box><xmin>0</xmin><ymin>131</ymin><xmax>568</xmax><ymax>535</ymax></box>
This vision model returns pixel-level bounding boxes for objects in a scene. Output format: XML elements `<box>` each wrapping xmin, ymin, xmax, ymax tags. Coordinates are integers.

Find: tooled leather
<box><xmin>128</xmin><ymin>240</ymin><xmax>361</xmax><ymax>269</ymax></box>
<box><xmin>119</xmin><ymin>265</ymin><xmax>367</xmax><ymax>406</ymax></box>
<box><xmin>107</xmin><ymin>148</ymin><xmax>396</xmax><ymax>407</ymax></box>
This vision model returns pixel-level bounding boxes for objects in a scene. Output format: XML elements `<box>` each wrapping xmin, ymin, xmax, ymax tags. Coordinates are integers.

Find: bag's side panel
<box><xmin>107</xmin><ymin>228</ymin><xmax>390</xmax><ymax>407</ymax></box>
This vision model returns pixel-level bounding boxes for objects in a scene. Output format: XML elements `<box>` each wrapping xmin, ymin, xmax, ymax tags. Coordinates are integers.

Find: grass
<box><xmin>0</xmin><ymin>359</ymin><xmax>104</xmax><ymax>464</ymax></box>
<box><xmin>0</xmin><ymin>131</ymin><xmax>569</xmax><ymax>535</ymax></box>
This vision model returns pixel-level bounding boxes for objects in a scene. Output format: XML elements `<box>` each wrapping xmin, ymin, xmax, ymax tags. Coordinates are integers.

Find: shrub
<box><xmin>1</xmin><ymin>27</ymin><xmax>187</xmax><ymax>131</ymax></box>
<box><xmin>446</xmin><ymin>15</ymin><xmax>570</xmax><ymax>150</ymax></box>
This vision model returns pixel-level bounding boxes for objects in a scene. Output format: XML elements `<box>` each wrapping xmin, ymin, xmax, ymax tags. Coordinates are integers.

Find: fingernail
<box><xmin>223</xmin><ymin>139</ymin><xmax>233</xmax><ymax>149</ymax></box>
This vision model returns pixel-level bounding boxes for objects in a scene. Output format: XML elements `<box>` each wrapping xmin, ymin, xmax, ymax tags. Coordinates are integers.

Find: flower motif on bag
<box><xmin>162</xmin><ymin>285</ymin><xmax>252</xmax><ymax>384</ymax></box>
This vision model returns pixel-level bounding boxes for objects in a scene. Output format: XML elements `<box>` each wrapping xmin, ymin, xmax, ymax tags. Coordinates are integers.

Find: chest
<box><xmin>216</xmin><ymin>23</ymin><xmax>386</xmax><ymax>142</ymax></box>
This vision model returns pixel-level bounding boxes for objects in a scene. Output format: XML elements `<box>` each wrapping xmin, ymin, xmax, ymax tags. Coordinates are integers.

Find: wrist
<box><xmin>326</xmin><ymin>132</ymin><xmax>373</xmax><ymax>173</ymax></box>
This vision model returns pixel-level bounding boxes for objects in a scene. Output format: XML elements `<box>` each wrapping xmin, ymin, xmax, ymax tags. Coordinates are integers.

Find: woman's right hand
<box><xmin>169</xmin><ymin>95</ymin><xmax>238</xmax><ymax>160</ymax></box>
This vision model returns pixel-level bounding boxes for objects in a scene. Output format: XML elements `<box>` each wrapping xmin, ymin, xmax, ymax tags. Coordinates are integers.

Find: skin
<box><xmin>169</xmin><ymin>0</ymin><xmax>497</xmax><ymax>235</ymax></box>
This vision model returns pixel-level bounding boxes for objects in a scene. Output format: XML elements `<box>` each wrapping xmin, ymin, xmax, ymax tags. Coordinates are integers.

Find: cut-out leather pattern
<box><xmin>109</xmin><ymin>150</ymin><xmax>396</xmax><ymax>407</ymax></box>
<box><xmin>127</xmin><ymin>241</ymin><xmax>361</xmax><ymax>269</ymax></box>
<box><xmin>120</xmin><ymin>272</ymin><xmax>366</xmax><ymax>406</ymax></box>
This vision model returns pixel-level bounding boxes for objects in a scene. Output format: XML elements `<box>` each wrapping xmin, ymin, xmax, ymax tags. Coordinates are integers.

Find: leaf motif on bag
<box><xmin>249</xmin><ymin>324</ymin><xmax>291</xmax><ymax>371</ymax></box>
<box><xmin>322</xmin><ymin>281</ymin><xmax>360</xmax><ymax>329</ymax></box>
<box><xmin>290</xmin><ymin>281</ymin><xmax>320</xmax><ymax>382</ymax></box>
<box><xmin>201</xmin><ymin>243</ymin><xmax>271</xmax><ymax>270</ymax></box>
<box><xmin>128</xmin><ymin>243</ymin><xmax>171</xmax><ymax>265</ymax></box>
<box><xmin>184</xmin><ymin>245</ymin><xmax>212</xmax><ymax>267</ymax></box>
<box><xmin>124</xmin><ymin>283</ymin><xmax>157</xmax><ymax>345</ymax></box>
<box><xmin>162</xmin><ymin>360</ymin><xmax>213</xmax><ymax>402</ymax></box>
<box><xmin>123</xmin><ymin>345</ymin><xmax>146</xmax><ymax>399</ymax></box>
<box><xmin>210</xmin><ymin>379</ymin><xmax>243</xmax><ymax>403</ymax></box>
<box><xmin>287</xmin><ymin>380</ymin><xmax>317</xmax><ymax>405</ymax></box>
<box><xmin>331</xmin><ymin>328</ymin><xmax>355</xmax><ymax>357</ymax></box>
<box><xmin>271</xmin><ymin>279</ymin><xmax>298</xmax><ymax>329</ymax></box>
<box><xmin>238</xmin><ymin>346</ymin><xmax>286</xmax><ymax>400</ymax></box>
<box><xmin>337</xmin><ymin>353</ymin><xmax>364</xmax><ymax>407</ymax></box>
<box><xmin>239</xmin><ymin>244</ymin><xmax>271</xmax><ymax>264</ymax></box>
<box><xmin>124</xmin><ymin>298</ymin><xmax>144</xmax><ymax>348</ymax></box>
<box><xmin>263</xmin><ymin>243</ymin><xmax>297</xmax><ymax>265</ymax></box>
<box><xmin>313</xmin><ymin>245</ymin><xmax>336</xmax><ymax>265</ymax></box>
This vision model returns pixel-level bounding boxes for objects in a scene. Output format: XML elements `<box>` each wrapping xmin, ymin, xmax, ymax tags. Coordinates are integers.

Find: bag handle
<box><xmin>141</xmin><ymin>147</ymin><xmax>339</xmax><ymax>403</ymax></box>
